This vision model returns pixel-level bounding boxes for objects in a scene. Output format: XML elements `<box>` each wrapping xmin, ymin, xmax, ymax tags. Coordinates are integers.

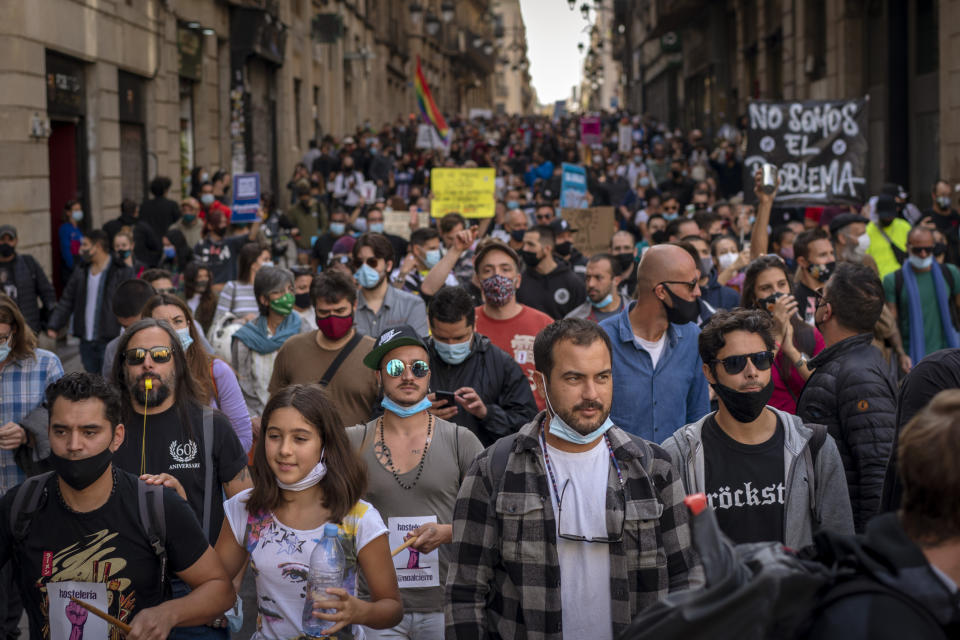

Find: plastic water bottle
<box><xmin>302</xmin><ymin>524</ymin><xmax>345</xmax><ymax>638</ymax></box>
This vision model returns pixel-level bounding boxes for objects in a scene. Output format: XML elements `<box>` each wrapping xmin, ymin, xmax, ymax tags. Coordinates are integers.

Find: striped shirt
<box><xmin>0</xmin><ymin>349</ymin><xmax>64</xmax><ymax>494</ymax></box>
<box><xmin>216</xmin><ymin>280</ymin><xmax>259</xmax><ymax>318</ymax></box>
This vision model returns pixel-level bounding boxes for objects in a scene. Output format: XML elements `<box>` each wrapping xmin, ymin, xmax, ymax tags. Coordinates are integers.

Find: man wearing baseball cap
<box><xmin>0</xmin><ymin>224</ymin><xmax>57</xmax><ymax>333</ymax></box>
<box><xmin>550</xmin><ymin>218</ymin><xmax>588</xmax><ymax>277</ymax></box>
<box><xmin>347</xmin><ymin>325</ymin><xmax>483</xmax><ymax>639</ymax></box>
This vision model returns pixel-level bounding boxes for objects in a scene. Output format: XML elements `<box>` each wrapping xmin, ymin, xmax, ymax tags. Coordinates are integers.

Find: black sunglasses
<box><xmin>352</xmin><ymin>256</ymin><xmax>379</xmax><ymax>270</ymax></box>
<box><xmin>384</xmin><ymin>359</ymin><xmax>430</xmax><ymax>378</ymax></box>
<box><xmin>124</xmin><ymin>346</ymin><xmax>173</xmax><ymax>366</ymax></box>
<box><xmin>659</xmin><ymin>279</ymin><xmax>698</xmax><ymax>293</ymax></box>
<box><xmin>557</xmin><ymin>478</ymin><xmax>625</xmax><ymax>544</ymax></box>
<box><xmin>910</xmin><ymin>246</ymin><xmax>935</xmax><ymax>256</ymax></box>
<box><xmin>712</xmin><ymin>350</ymin><xmax>775</xmax><ymax>374</ymax></box>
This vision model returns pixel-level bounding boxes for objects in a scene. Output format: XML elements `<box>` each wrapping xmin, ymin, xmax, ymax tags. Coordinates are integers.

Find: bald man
<box><xmin>599</xmin><ymin>244</ymin><xmax>711</xmax><ymax>442</ymax></box>
<box><xmin>504</xmin><ymin>209</ymin><xmax>528</xmax><ymax>252</ymax></box>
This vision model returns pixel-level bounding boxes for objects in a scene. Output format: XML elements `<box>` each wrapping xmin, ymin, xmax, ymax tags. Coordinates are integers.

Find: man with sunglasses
<box><xmin>799</xmin><ymin>262</ymin><xmax>897</xmax><ymax>533</ymax></box>
<box><xmin>352</xmin><ymin>233</ymin><xmax>429</xmax><ymax>339</ymax></box>
<box><xmin>883</xmin><ymin>226</ymin><xmax>960</xmax><ymax>367</ymax></box>
<box><xmin>662</xmin><ymin>309</ymin><xmax>853</xmax><ymax>547</ymax></box>
<box><xmin>599</xmin><ymin>244</ymin><xmax>710</xmax><ymax>443</ymax></box>
<box><xmin>110</xmin><ymin>319</ymin><xmax>251</xmax><ymax>637</ymax></box>
<box><xmin>348</xmin><ymin>324</ymin><xmax>483</xmax><ymax>640</ymax></box>
<box><xmin>446</xmin><ymin>318</ymin><xmax>703</xmax><ymax>640</ymax></box>
<box><xmin>533</xmin><ymin>204</ymin><xmax>556</xmax><ymax>226</ymax></box>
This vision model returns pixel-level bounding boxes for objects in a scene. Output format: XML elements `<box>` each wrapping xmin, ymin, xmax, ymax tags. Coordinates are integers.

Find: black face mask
<box><xmin>519</xmin><ymin>249</ymin><xmax>540</xmax><ymax>268</ymax></box>
<box><xmin>0</xmin><ymin>243</ymin><xmax>14</xmax><ymax>258</ymax></box>
<box><xmin>712</xmin><ymin>379</ymin><xmax>774</xmax><ymax>423</ymax></box>
<box><xmin>615</xmin><ymin>253</ymin><xmax>635</xmax><ymax>273</ymax></box>
<box><xmin>294</xmin><ymin>292</ymin><xmax>311</xmax><ymax>309</ymax></box>
<box><xmin>934</xmin><ymin>242</ymin><xmax>947</xmax><ymax>258</ymax></box>
<box><xmin>651</xmin><ymin>230</ymin><xmax>669</xmax><ymax>245</ymax></box>
<box><xmin>510</xmin><ymin>229</ymin><xmax>526</xmax><ymax>243</ymax></box>
<box><xmin>660</xmin><ymin>284</ymin><xmax>700</xmax><ymax>325</ymax></box>
<box><xmin>554</xmin><ymin>241</ymin><xmax>572</xmax><ymax>257</ymax></box>
<box><xmin>49</xmin><ymin>447</ymin><xmax>114</xmax><ymax>491</ymax></box>
<box><xmin>808</xmin><ymin>261</ymin><xmax>835</xmax><ymax>283</ymax></box>
<box><xmin>756</xmin><ymin>291</ymin><xmax>785</xmax><ymax>313</ymax></box>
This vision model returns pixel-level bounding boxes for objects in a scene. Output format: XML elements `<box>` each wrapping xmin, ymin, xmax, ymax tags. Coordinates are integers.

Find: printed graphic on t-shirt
<box><xmin>168</xmin><ymin>439</ymin><xmax>200</xmax><ymax>469</ymax></box>
<box><xmin>47</xmin><ymin>581</ymin><xmax>109</xmax><ymax>640</ymax></box>
<box><xmin>706</xmin><ymin>482</ymin><xmax>785</xmax><ymax>510</ymax></box>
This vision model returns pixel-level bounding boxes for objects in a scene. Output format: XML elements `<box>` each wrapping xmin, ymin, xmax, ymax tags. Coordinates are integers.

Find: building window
<box><xmin>294</xmin><ymin>78</ymin><xmax>302</xmax><ymax>146</ymax></box>
<box><xmin>804</xmin><ymin>0</ymin><xmax>827</xmax><ymax>80</ymax></box>
<box><xmin>915</xmin><ymin>0</ymin><xmax>939</xmax><ymax>75</ymax></box>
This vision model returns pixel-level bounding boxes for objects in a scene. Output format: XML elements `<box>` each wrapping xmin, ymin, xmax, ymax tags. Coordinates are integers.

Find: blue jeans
<box><xmin>363</xmin><ymin>612</ymin><xmax>444</xmax><ymax>640</ymax></box>
<box><xmin>79</xmin><ymin>338</ymin><xmax>108</xmax><ymax>374</ymax></box>
<box><xmin>167</xmin><ymin>579</ymin><xmax>230</xmax><ymax>640</ymax></box>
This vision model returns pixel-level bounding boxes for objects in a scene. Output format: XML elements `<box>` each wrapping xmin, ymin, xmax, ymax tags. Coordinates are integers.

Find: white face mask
<box><xmin>857</xmin><ymin>233</ymin><xmax>871</xmax><ymax>252</ymax></box>
<box><xmin>276</xmin><ymin>450</ymin><xmax>327</xmax><ymax>491</ymax></box>
<box><xmin>717</xmin><ymin>251</ymin><xmax>739</xmax><ymax>270</ymax></box>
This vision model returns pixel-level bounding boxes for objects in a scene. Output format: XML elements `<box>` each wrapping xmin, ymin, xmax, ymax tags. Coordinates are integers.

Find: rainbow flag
<box><xmin>414</xmin><ymin>56</ymin><xmax>450</xmax><ymax>142</ymax></box>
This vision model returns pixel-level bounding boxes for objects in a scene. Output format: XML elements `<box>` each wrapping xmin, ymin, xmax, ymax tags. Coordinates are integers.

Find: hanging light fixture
<box><xmin>580</xmin><ymin>3</ymin><xmax>590</xmax><ymax>20</ymax></box>
<box><xmin>567</xmin><ymin>0</ymin><xmax>576</xmax><ymax>9</ymax></box>
<box><xmin>577</xmin><ymin>42</ymin><xmax>585</xmax><ymax>53</ymax></box>
<box><xmin>409</xmin><ymin>2</ymin><xmax>423</xmax><ymax>25</ymax></box>
<box><xmin>441</xmin><ymin>1</ymin><xmax>455</xmax><ymax>23</ymax></box>
<box><xmin>483</xmin><ymin>41</ymin><xmax>494</xmax><ymax>55</ymax></box>
<box><xmin>473</xmin><ymin>35</ymin><xmax>484</xmax><ymax>48</ymax></box>
<box><xmin>425</xmin><ymin>12</ymin><xmax>441</xmax><ymax>35</ymax></box>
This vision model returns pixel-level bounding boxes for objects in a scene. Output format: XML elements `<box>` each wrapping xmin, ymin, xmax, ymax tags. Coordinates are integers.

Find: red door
<box><xmin>48</xmin><ymin>121</ymin><xmax>78</xmax><ymax>293</ymax></box>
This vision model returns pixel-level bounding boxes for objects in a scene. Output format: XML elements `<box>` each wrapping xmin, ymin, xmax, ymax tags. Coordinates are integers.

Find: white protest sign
<box><xmin>388</xmin><ymin>516</ymin><xmax>439</xmax><ymax>589</ymax></box>
<box><xmin>47</xmin><ymin>581</ymin><xmax>110</xmax><ymax>640</ymax></box>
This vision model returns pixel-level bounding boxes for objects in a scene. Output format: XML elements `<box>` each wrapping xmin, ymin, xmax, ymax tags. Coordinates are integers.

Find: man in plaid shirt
<box><xmin>445</xmin><ymin>318</ymin><xmax>703</xmax><ymax>639</ymax></box>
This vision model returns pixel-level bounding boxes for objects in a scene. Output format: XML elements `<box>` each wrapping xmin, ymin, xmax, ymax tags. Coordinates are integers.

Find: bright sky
<box><xmin>519</xmin><ymin>0</ymin><xmax>589</xmax><ymax>105</ymax></box>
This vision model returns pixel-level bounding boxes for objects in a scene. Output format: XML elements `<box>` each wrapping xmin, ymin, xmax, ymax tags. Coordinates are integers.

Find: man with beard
<box><xmin>662</xmin><ymin>309</ymin><xmax>853</xmax><ymax>546</ymax></box>
<box><xmin>793</xmin><ymin>228</ymin><xmax>836</xmax><ymax>325</ymax></box>
<box><xmin>0</xmin><ymin>372</ymin><xmax>235</xmax><ymax>640</ymax></box>
<box><xmin>445</xmin><ymin>318</ymin><xmax>703</xmax><ymax>640</ymax></box>
<box><xmin>830</xmin><ymin>213</ymin><xmax>872</xmax><ymax>265</ymax></box>
<box><xmin>346</xmin><ymin>325</ymin><xmax>483</xmax><ymax>639</ymax></box>
<box><xmin>565</xmin><ymin>254</ymin><xmax>627</xmax><ymax>322</ymax></box>
<box><xmin>110</xmin><ymin>319</ymin><xmax>251</xmax><ymax>636</ymax></box>
<box><xmin>352</xmin><ymin>233</ymin><xmax>428</xmax><ymax>338</ymax></box>
<box><xmin>516</xmin><ymin>225</ymin><xmax>585</xmax><ymax>320</ymax></box>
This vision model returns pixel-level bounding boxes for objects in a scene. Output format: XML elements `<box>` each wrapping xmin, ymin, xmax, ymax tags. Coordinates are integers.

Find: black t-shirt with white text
<box><xmin>702</xmin><ymin>414</ymin><xmax>786</xmax><ymax>544</ymax></box>
<box><xmin>113</xmin><ymin>403</ymin><xmax>246</xmax><ymax>543</ymax></box>
<box><xmin>0</xmin><ymin>470</ymin><xmax>208</xmax><ymax>640</ymax></box>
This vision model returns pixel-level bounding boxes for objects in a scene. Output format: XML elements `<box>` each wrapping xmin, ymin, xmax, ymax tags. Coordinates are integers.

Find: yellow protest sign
<box><xmin>430</xmin><ymin>168</ymin><xmax>496</xmax><ymax>218</ymax></box>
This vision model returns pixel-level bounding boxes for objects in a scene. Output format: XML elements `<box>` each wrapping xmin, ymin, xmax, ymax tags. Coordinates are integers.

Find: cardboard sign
<box><xmin>231</xmin><ymin>172</ymin><xmax>260</xmax><ymax>223</ymax></box>
<box><xmin>580</xmin><ymin>116</ymin><xmax>602</xmax><ymax>146</ymax></box>
<box><xmin>560</xmin><ymin>163</ymin><xmax>589</xmax><ymax>208</ymax></box>
<box><xmin>47</xmin><ymin>581</ymin><xmax>110</xmax><ymax>640</ymax></box>
<box><xmin>743</xmin><ymin>97</ymin><xmax>869</xmax><ymax>205</ymax></box>
<box><xmin>618</xmin><ymin>123</ymin><xmax>633</xmax><ymax>153</ymax></box>
<box><xmin>430</xmin><ymin>168</ymin><xmax>496</xmax><ymax>218</ymax></box>
<box><xmin>388</xmin><ymin>516</ymin><xmax>439</xmax><ymax>589</ymax></box>
<box><xmin>560</xmin><ymin>207</ymin><xmax>616</xmax><ymax>258</ymax></box>
<box><xmin>382</xmin><ymin>208</ymin><xmax>429</xmax><ymax>241</ymax></box>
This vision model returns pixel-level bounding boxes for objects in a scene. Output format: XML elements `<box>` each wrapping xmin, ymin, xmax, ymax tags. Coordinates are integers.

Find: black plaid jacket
<box><xmin>444</xmin><ymin>413</ymin><xmax>704</xmax><ymax>639</ymax></box>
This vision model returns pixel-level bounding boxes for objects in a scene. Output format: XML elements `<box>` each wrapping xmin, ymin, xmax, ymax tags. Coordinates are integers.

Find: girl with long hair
<box><xmin>142</xmin><ymin>293</ymin><xmax>253</xmax><ymax>453</ymax></box>
<box><xmin>215</xmin><ymin>384</ymin><xmax>402</xmax><ymax>639</ymax></box>
<box><xmin>184</xmin><ymin>262</ymin><xmax>218</xmax><ymax>333</ymax></box>
<box><xmin>741</xmin><ymin>255</ymin><xmax>824</xmax><ymax>412</ymax></box>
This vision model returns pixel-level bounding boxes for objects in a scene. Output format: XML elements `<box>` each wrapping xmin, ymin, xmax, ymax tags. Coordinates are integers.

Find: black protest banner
<box><xmin>743</xmin><ymin>97</ymin><xmax>869</xmax><ymax>206</ymax></box>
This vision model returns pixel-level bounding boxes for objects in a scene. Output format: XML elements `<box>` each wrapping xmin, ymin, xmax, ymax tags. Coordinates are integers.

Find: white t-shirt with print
<box><xmin>224</xmin><ymin>489</ymin><xmax>388</xmax><ymax>640</ymax></box>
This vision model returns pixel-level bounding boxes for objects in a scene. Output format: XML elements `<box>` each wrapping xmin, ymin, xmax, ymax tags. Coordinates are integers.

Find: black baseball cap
<box><xmin>363</xmin><ymin>325</ymin><xmax>428</xmax><ymax>369</ymax></box>
<box><xmin>549</xmin><ymin>218</ymin><xmax>578</xmax><ymax>234</ymax></box>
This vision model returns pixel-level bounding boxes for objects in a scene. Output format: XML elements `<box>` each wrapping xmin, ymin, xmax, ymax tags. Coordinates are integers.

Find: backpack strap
<box><xmin>137</xmin><ymin>480</ymin><xmax>169</xmax><ymax>598</ymax></box>
<box><xmin>484</xmin><ymin>432</ymin><xmax>520</xmax><ymax>497</ymax></box>
<box><xmin>10</xmin><ymin>471</ymin><xmax>55</xmax><ymax>543</ymax></box>
<box><xmin>817</xmin><ymin>577</ymin><xmax>948</xmax><ymax>639</ymax></box>
<box><xmin>804</xmin><ymin>423</ymin><xmax>829</xmax><ymax>527</ymax></box>
<box><xmin>202</xmin><ymin>406</ymin><xmax>214</xmax><ymax>540</ymax></box>
<box><xmin>318</xmin><ymin>331</ymin><xmax>363</xmax><ymax>387</ymax></box>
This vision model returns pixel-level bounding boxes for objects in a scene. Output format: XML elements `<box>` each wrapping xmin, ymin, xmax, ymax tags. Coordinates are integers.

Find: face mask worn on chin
<box><xmin>381</xmin><ymin>395</ymin><xmax>433</xmax><ymax>418</ymax></box>
<box><xmin>909</xmin><ymin>254</ymin><xmax>933</xmax><ymax>270</ymax></box>
<box><xmin>435</xmin><ymin>338</ymin><xmax>472</xmax><ymax>365</ymax></box>
<box><xmin>712</xmin><ymin>379</ymin><xmax>774</xmax><ymax>423</ymax></box>
<box><xmin>540</xmin><ymin>375</ymin><xmax>614</xmax><ymax>445</ymax></box>
<box><xmin>659</xmin><ymin>285</ymin><xmax>700</xmax><ymax>325</ymax></box>
<box><xmin>50</xmin><ymin>447</ymin><xmax>114</xmax><ymax>491</ymax></box>
<box><xmin>176</xmin><ymin>327</ymin><xmax>194</xmax><ymax>351</ymax></box>
<box><xmin>481</xmin><ymin>274</ymin><xmax>516</xmax><ymax>307</ymax></box>
<box><xmin>554</xmin><ymin>241</ymin><xmax>572</xmax><ymax>257</ymax></box>
<box><xmin>355</xmin><ymin>263</ymin><xmax>382</xmax><ymax>289</ymax></box>
<box><xmin>808</xmin><ymin>261</ymin><xmax>835</xmax><ymax>283</ymax></box>
<box><xmin>276</xmin><ymin>452</ymin><xmax>327</xmax><ymax>491</ymax></box>
<box><xmin>270</xmin><ymin>292</ymin><xmax>295</xmax><ymax>316</ymax></box>
<box><xmin>317</xmin><ymin>313</ymin><xmax>353</xmax><ymax>340</ymax></box>
<box><xmin>591</xmin><ymin>292</ymin><xmax>614</xmax><ymax>309</ymax></box>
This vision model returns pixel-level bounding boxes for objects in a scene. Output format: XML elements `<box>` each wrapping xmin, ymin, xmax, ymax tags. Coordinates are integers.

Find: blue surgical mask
<box><xmin>435</xmin><ymin>338</ymin><xmax>472</xmax><ymax>365</ymax></box>
<box><xmin>72</xmin><ymin>210</ymin><xmax>84</xmax><ymax>222</ymax></box>
<box><xmin>0</xmin><ymin>344</ymin><xmax>10</xmax><ymax>362</ymax></box>
<box><xmin>591</xmin><ymin>293</ymin><xmax>613</xmax><ymax>309</ymax></box>
<box><xmin>201</xmin><ymin>193</ymin><xmax>215</xmax><ymax>206</ymax></box>
<box><xmin>506</xmin><ymin>200</ymin><xmax>519</xmax><ymax>210</ymax></box>
<box><xmin>382</xmin><ymin>395</ymin><xmax>433</xmax><ymax>418</ymax></box>
<box><xmin>176</xmin><ymin>327</ymin><xmax>194</xmax><ymax>351</ymax></box>
<box><xmin>909</xmin><ymin>254</ymin><xmax>933</xmax><ymax>270</ymax></box>
<box><xmin>355</xmin><ymin>263</ymin><xmax>382</xmax><ymax>288</ymax></box>
<box><xmin>369</xmin><ymin>222</ymin><xmax>385</xmax><ymax>234</ymax></box>
<box><xmin>662</xmin><ymin>212</ymin><xmax>679</xmax><ymax>222</ymax></box>
<box><xmin>329</xmin><ymin>222</ymin><xmax>346</xmax><ymax>236</ymax></box>
<box><xmin>538</xmin><ymin>373</ymin><xmax>614</xmax><ymax>445</ymax></box>
<box><xmin>424</xmin><ymin>249</ymin><xmax>442</xmax><ymax>268</ymax></box>
<box><xmin>163</xmin><ymin>246</ymin><xmax>176</xmax><ymax>259</ymax></box>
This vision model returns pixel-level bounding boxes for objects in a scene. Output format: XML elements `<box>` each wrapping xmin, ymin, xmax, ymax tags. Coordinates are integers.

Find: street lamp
<box><xmin>577</xmin><ymin>42</ymin><xmax>584</xmax><ymax>52</ymax></box>
<box><xmin>567</xmin><ymin>0</ymin><xmax>576</xmax><ymax>9</ymax></box>
<box><xmin>409</xmin><ymin>2</ymin><xmax>423</xmax><ymax>25</ymax></box>
<box><xmin>580</xmin><ymin>3</ymin><xmax>590</xmax><ymax>20</ymax></box>
<box><xmin>441</xmin><ymin>1</ymin><xmax>455</xmax><ymax>23</ymax></box>
<box><xmin>472</xmin><ymin>35</ymin><xmax>484</xmax><ymax>48</ymax></box>
<box><xmin>425</xmin><ymin>13</ymin><xmax>441</xmax><ymax>35</ymax></box>
<box><xmin>483</xmin><ymin>41</ymin><xmax>494</xmax><ymax>55</ymax></box>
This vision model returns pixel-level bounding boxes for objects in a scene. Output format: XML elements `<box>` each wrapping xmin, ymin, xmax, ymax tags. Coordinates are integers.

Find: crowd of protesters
<box><xmin>0</xmin><ymin>110</ymin><xmax>959</xmax><ymax>639</ymax></box>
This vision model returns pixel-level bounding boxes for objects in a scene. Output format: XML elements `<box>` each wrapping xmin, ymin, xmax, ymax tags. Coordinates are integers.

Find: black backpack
<box><xmin>9</xmin><ymin>472</ymin><xmax>170</xmax><ymax>598</ymax></box>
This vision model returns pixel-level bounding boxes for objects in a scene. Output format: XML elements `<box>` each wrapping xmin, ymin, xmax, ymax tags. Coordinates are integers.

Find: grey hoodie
<box><xmin>661</xmin><ymin>406</ymin><xmax>854</xmax><ymax>549</ymax></box>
